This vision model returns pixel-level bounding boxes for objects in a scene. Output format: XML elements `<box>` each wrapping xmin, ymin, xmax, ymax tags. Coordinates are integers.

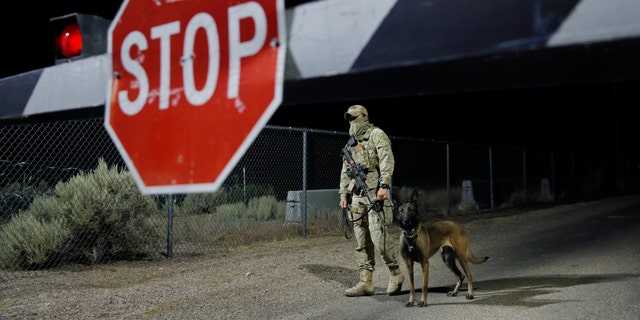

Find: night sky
<box><xmin>1</xmin><ymin>0</ymin><xmax>311</xmax><ymax>77</ymax></box>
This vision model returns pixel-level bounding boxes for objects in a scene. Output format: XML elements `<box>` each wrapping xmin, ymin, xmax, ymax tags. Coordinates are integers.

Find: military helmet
<box><xmin>344</xmin><ymin>104</ymin><xmax>368</xmax><ymax>120</ymax></box>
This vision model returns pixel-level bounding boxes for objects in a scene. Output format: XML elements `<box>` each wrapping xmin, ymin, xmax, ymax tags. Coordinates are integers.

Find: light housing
<box><xmin>50</xmin><ymin>13</ymin><xmax>112</xmax><ymax>64</ymax></box>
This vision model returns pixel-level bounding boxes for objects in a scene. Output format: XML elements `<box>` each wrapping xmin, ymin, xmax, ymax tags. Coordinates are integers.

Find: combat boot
<box><xmin>386</xmin><ymin>265</ymin><xmax>404</xmax><ymax>295</ymax></box>
<box><xmin>344</xmin><ymin>269</ymin><xmax>374</xmax><ymax>297</ymax></box>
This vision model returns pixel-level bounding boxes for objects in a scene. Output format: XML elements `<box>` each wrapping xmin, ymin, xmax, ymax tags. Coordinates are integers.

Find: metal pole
<box><xmin>446</xmin><ymin>143</ymin><xmax>450</xmax><ymax>216</ymax></box>
<box><xmin>302</xmin><ymin>130</ymin><xmax>308</xmax><ymax>237</ymax></box>
<box><xmin>522</xmin><ymin>150</ymin><xmax>527</xmax><ymax>205</ymax></box>
<box><xmin>571</xmin><ymin>153</ymin><xmax>576</xmax><ymax>199</ymax></box>
<box><xmin>489</xmin><ymin>147</ymin><xmax>494</xmax><ymax>209</ymax></box>
<box><xmin>243</xmin><ymin>166</ymin><xmax>247</xmax><ymax>204</ymax></box>
<box><xmin>166</xmin><ymin>194</ymin><xmax>174</xmax><ymax>258</ymax></box>
<box><xmin>550</xmin><ymin>152</ymin><xmax>555</xmax><ymax>201</ymax></box>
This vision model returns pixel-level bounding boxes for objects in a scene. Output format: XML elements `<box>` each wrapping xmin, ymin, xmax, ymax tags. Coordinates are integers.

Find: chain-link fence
<box><xmin>1</xmin><ymin>117</ymin><xmax>638</xmax><ymax>279</ymax></box>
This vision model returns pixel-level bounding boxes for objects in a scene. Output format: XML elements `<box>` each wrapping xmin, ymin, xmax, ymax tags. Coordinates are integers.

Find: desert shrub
<box><xmin>178</xmin><ymin>184</ymin><xmax>276</xmax><ymax>216</ymax></box>
<box><xmin>0</xmin><ymin>180</ymin><xmax>54</xmax><ymax>219</ymax></box>
<box><xmin>426</xmin><ymin>186</ymin><xmax>462</xmax><ymax>215</ymax></box>
<box><xmin>247</xmin><ymin>195</ymin><xmax>282</xmax><ymax>221</ymax></box>
<box><xmin>215</xmin><ymin>202</ymin><xmax>247</xmax><ymax>223</ymax></box>
<box><xmin>0</xmin><ymin>210</ymin><xmax>70</xmax><ymax>269</ymax></box>
<box><xmin>0</xmin><ymin>159</ymin><xmax>163</xmax><ymax>270</ymax></box>
<box><xmin>503</xmin><ymin>189</ymin><xmax>526</xmax><ymax>207</ymax></box>
<box><xmin>225</xmin><ymin>183</ymin><xmax>275</xmax><ymax>204</ymax></box>
<box><xmin>273</xmin><ymin>201</ymin><xmax>286</xmax><ymax>221</ymax></box>
<box><xmin>170</xmin><ymin>198</ymin><xmax>288</xmax><ymax>248</ymax></box>
<box><xmin>180</xmin><ymin>188</ymin><xmax>229</xmax><ymax>215</ymax></box>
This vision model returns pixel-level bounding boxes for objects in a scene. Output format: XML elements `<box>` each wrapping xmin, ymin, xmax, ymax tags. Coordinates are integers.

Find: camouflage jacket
<box><xmin>339</xmin><ymin>126</ymin><xmax>394</xmax><ymax>199</ymax></box>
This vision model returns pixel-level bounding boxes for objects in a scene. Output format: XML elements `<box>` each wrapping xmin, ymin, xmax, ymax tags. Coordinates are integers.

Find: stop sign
<box><xmin>105</xmin><ymin>0</ymin><xmax>286</xmax><ymax>195</ymax></box>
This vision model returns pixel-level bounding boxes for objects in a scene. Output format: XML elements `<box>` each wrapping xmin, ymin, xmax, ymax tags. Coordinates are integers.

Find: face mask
<box><xmin>349</xmin><ymin>117</ymin><xmax>370</xmax><ymax>138</ymax></box>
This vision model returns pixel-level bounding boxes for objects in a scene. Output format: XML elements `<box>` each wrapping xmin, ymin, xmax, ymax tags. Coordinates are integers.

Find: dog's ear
<box><xmin>410</xmin><ymin>189</ymin><xmax>419</xmax><ymax>206</ymax></box>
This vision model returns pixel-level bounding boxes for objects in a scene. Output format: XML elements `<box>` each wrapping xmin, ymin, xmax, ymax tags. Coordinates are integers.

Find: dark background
<box><xmin>1</xmin><ymin>0</ymin><xmax>638</xmax><ymax>162</ymax></box>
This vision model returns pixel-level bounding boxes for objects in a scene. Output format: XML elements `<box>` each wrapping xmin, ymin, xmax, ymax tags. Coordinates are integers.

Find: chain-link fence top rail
<box><xmin>1</xmin><ymin>118</ymin><xmax>637</xmax><ymax>278</ymax></box>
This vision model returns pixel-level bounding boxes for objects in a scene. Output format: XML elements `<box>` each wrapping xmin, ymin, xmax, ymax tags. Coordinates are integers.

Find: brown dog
<box><xmin>396</xmin><ymin>189</ymin><xmax>489</xmax><ymax>307</ymax></box>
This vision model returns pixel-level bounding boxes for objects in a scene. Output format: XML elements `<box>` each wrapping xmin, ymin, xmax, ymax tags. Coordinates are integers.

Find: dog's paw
<box><xmin>465</xmin><ymin>294</ymin><xmax>474</xmax><ymax>300</ymax></box>
<box><xmin>417</xmin><ymin>301</ymin><xmax>427</xmax><ymax>307</ymax></box>
<box><xmin>405</xmin><ymin>301</ymin><xmax>414</xmax><ymax>307</ymax></box>
<box><xmin>447</xmin><ymin>291</ymin><xmax>457</xmax><ymax>297</ymax></box>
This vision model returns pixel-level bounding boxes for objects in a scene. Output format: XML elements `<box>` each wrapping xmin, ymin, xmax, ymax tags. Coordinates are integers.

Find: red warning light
<box><xmin>57</xmin><ymin>23</ymin><xmax>83</xmax><ymax>59</ymax></box>
<box><xmin>50</xmin><ymin>13</ymin><xmax>111</xmax><ymax>64</ymax></box>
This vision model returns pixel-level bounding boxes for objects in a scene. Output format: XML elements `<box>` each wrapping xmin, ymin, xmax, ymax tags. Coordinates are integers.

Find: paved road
<box><xmin>304</xmin><ymin>195</ymin><xmax>640</xmax><ymax>320</ymax></box>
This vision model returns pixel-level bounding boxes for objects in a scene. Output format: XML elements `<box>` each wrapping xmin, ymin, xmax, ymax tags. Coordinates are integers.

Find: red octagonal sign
<box><xmin>105</xmin><ymin>0</ymin><xmax>286</xmax><ymax>194</ymax></box>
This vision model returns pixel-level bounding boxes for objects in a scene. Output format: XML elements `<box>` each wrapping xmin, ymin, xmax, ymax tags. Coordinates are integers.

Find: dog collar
<box><xmin>401</xmin><ymin>227</ymin><xmax>418</xmax><ymax>252</ymax></box>
<box><xmin>401</xmin><ymin>227</ymin><xmax>418</xmax><ymax>239</ymax></box>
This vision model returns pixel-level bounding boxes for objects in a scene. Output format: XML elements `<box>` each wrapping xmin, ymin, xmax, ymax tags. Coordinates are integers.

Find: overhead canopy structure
<box><xmin>1</xmin><ymin>0</ymin><xmax>639</xmax><ymax>118</ymax></box>
<box><xmin>282</xmin><ymin>0</ymin><xmax>640</xmax><ymax>104</ymax></box>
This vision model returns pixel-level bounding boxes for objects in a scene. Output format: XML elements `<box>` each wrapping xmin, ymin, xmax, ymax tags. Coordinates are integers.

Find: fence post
<box><xmin>550</xmin><ymin>152</ymin><xmax>555</xmax><ymax>201</ymax></box>
<box><xmin>488</xmin><ymin>147</ymin><xmax>495</xmax><ymax>209</ymax></box>
<box><xmin>522</xmin><ymin>149</ymin><xmax>527</xmax><ymax>205</ymax></box>
<box><xmin>166</xmin><ymin>194</ymin><xmax>174</xmax><ymax>258</ymax></box>
<box><xmin>446</xmin><ymin>143</ymin><xmax>451</xmax><ymax>216</ymax></box>
<box><xmin>302</xmin><ymin>130</ymin><xmax>308</xmax><ymax>237</ymax></box>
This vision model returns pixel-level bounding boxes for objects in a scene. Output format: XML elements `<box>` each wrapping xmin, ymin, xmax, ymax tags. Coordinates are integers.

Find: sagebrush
<box><xmin>0</xmin><ymin>159</ymin><xmax>163</xmax><ymax>270</ymax></box>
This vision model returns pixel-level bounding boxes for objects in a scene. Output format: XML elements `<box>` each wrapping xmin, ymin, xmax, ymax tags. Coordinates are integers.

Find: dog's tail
<box><xmin>467</xmin><ymin>249</ymin><xmax>489</xmax><ymax>264</ymax></box>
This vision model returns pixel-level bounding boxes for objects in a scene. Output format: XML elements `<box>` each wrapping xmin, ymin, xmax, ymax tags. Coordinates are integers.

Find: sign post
<box><xmin>105</xmin><ymin>0</ymin><xmax>286</xmax><ymax>194</ymax></box>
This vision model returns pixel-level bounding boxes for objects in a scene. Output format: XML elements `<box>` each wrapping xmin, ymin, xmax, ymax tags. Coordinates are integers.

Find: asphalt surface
<box><xmin>305</xmin><ymin>195</ymin><xmax>640</xmax><ymax>320</ymax></box>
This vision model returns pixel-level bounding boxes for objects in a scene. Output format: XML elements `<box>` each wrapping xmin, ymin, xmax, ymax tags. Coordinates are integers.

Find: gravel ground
<box><xmin>1</xmin><ymin>196</ymin><xmax>636</xmax><ymax>319</ymax></box>
<box><xmin>0</xmin><ymin>229</ymin><xmax>359</xmax><ymax>319</ymax></box>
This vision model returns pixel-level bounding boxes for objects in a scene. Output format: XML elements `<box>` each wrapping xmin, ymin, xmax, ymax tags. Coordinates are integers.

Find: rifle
<box><xmin>342</xmin><ymin>144</ymin><xmax>368</xmax><ymax>197</ymax></box>
<box><xmin>341</xmin><ymin>138</ymin><xmax>382</xmax><ymax>213</ymax></box>
<box><xmin>341</xmin><ymin>138</ymin><xmax>387</xmax><ymax>243</ymax></box>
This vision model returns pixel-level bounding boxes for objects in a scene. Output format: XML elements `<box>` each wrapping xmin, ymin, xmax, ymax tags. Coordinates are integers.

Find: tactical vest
<box><xmin>347</xmin><ymin>127</ymin><xmax>381</xmax><ymax>189</ymax></box>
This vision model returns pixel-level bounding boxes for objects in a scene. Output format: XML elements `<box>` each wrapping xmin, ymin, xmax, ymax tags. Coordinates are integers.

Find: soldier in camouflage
<box><xmin>339</xmin><ymin>104</ymin><xmax>404</xmax><ymax>297</ymax></box>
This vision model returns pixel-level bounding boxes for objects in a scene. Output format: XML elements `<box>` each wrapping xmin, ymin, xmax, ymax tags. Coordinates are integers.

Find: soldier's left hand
<box><xmin>377</xmin><ymin>188</ymin><xmax>388</xmax><ymax>201</ymax></box>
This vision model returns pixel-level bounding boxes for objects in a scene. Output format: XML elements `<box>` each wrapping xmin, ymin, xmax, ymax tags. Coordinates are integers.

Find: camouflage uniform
<box><xmin>339</xmin><ymin>105</ymin><xmax>403</xmax><ymax>297</ymax></box>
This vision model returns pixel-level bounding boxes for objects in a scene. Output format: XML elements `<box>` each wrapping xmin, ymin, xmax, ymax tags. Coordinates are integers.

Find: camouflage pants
<box><xmin>348</xmin><ymin>190</ymin><xmax>400</xmax><ymax>271</ymax></box>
